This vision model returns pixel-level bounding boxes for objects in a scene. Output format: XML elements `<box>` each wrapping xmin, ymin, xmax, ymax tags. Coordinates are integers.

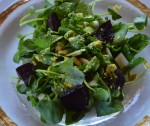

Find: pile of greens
<box><xmin>13</xmin><ymin>0</ymin><xmax>150</xmax><ymax>125</ymax></box>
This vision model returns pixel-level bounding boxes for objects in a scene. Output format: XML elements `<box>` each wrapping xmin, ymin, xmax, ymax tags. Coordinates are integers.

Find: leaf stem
<box><xmin>36</xmin><ymin>69</ymin><xmax>65</xmax><ymax>77</ymax></box>
<box><xmin>20</xmin><ymin>18</ymin><xmax>46</xmax><ymax>27</ymax></box>
<box><xmin>84</xmin><ymin>80</ymin><xmax>94</xmax><ymax>91</ymax></box>
<box><xmin>96</xmin><ymin>12</ymin><xmax>110</xmax><ymax>17</ymax></box>
<box><xmin>98</xmin><ymin>77</ymin><xmax>111</xmax><ymax>102</ymax></box>
<box><xmin>130</xmin><ymin>47</ymin><xmax>139</xmax><ymax>53</ymax></box>
<box><xmin>128</xmin><ymin>29</ymin><xmax>141</xmax><ymax>33</ymax></box>
<box><xmin>20</xmin><ymin>8</ymin><xmax>48</xmax><ymax>23</ymax></box>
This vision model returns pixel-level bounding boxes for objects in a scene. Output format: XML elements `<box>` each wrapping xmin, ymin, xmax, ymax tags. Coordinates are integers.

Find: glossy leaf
<box><xmin>108</xmin><ymin>8</ymin><xmax>122</xmax><ymax>20</ymax></box>
<box><xmin>36</xmin><ymin>100</ymin><xmax>64</xmax><ymax>125</ymax></box>
<box><xmin>113</xmin><ymin>23</ymin><xmax>128</xmax><ymax>46</ymax></box>
<box><xmin>134</xmin><ymin>14</ymin><xmax>148</xmax><ymax>30</ymax></box>
<box><xmin>123</xmin><ymin>57</ymin><xmax>145</xmax><ymax>74</ymax></box>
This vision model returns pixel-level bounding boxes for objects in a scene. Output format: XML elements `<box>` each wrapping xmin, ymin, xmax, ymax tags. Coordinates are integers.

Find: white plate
<box><xmin>0</xmin><ymin>0</ymin><xmax>150</xmax><ymax>126</ymax></box>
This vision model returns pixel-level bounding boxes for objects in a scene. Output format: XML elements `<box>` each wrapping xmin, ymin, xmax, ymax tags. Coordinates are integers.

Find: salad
<box><xmin>13</xmin><ymin>0</ymin><xmax>150</xmax><ymax>125</ymax></box>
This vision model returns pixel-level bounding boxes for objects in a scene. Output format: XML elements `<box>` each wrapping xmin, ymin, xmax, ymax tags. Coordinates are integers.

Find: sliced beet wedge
<box><xmin>16</xmin><ymin>63</ymin><xmax>35</xmax><ymax>86</ymax></box>
<box><xmin>47</xmin><ymin>12</ymin><xmax>61</xmax><ymax>31</ymax></box>
<box><xmin>59</xmin><ymin>85</ymin><xmax>89</xmax><ymax>111</ymax></box>
<box><xmin>94</xmin><ymin>20</ymin><xmax>114</xmax><ymax>43</ymax></box>
<box><xmin>103</xmin><ymin>69</ymin><xmax>125</xmax><ymax>90</ymax></box>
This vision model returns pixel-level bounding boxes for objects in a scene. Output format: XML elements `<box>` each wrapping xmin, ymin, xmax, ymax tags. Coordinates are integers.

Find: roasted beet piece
<box><xmin>47</xmin><ymin>12</ymin><xmax>61</xmax><ymax>31</ymax></box>
<box><xmin>16</xmin><ymin>63</ymin><xmax>35</xmax><ymax>86</ymax></box>
<box><xmin>103</xmin><ymin>69</ymin><xmax>125</xmax><ymax>90</ymax></box>
<box><xmin>114</xmin><ymin>69</ymin><xmax>125</xmax><ymax>89</ymax></box>
<box><xmin>59</xmin><ymin>85</ymin><xmax>89</xmax><ymax>111</ymax></box>
<box><xmin>94</xmin><ymin>20</ymin><xmax>114</xmax><ymax>43</ymax></box>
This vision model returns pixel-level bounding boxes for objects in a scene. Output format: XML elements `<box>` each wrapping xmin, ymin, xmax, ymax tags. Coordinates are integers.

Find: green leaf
<box><xmin>128</xmin><ymin>34</ymin><xmax>150</xmax><ymax>56</ymax></box>
<box><xmin>83</xmin><ymin>27</ymin><xmax>94</xmax><ymax>35</ymax></box>
<box><xmin>122</xmin><ymin>44</ymin><xmax>133</xmax><ymax>61</ymax></box>
<box><xmin>95</xmin><ymin>100</ymin><xmax>123</xmax><ymax>116</ymax></box>
<box><xmin>54</xmin><ymin>2</ymin><xmax>75</xmax><ymax>18</ymax></box>
<box><xmin>108</xmin><ymin>8</ymin><xmax>122</xmax><ymax>20</ymax></box>
<box><xmin>134</xmin><ymin>14</ymin><xmax>148</xmax><ymax>30</ymax></box>
<box><xmin>22</xmin><ymin>39</ymin><xmax>35</xmax><ymax>51</ymax></box>
<box><xmin>65</xmin><ymin>109</ymin><xmax>85</xmax><ymax>125</ymax></box>
<box><xmin>13</xmin><ymin>51</ymin><xmax>21</xmax><ymax>63</ymax></box>
<box><xmin>13</xmin><ymin>34</ymin><xmax>35</xmax><ymax>63</ymax></box>
<box><xmin>76</xmin><ymin>1</ymin><xmax>93</xmax><ymax>16</ymax></box>
<box><xmin>58</xmin><ymin>59</ymin><xmax>85</xmax><ymax>85</ymax></box>
<box><xmin>36</xmin><ymin>100</ymin><xmax>64</xmax><ymax>125</ymax></box>
<box><xmin>93</xmin><ymin>88</ymin><xmax>110</xmax><ymax>102</ymax></box>
<box><xmin>83</xmin><ymin>56</ymin><xmax>100</xmax><ymax>73</ymax></box>
<box><xmin>123</xmin><ymin>57</ymin><xmax>145</xmax><ymax>74</ymax></box>
<box><xmin>34</xmin><ymin>38</ymin><xmax>50</xmax><ymax>52</ymax></box>
<box><xmin>68</xmin><ymin>35</ymin><xmax>85</xmax><ymax>50</ymax></box>
<box><xmin>28</xmin><ymin>95</ymin><xmax>38</xmax><ymax>106</ymax></box>
<box><xmin>113</xmin><ymin>23</ymin><xmax>128</xmax><ymax>46</ymax></box>
<box><xmin>33</xmin><ymin>54</ymin><xmax>52</xmax><ymax>65</ymax></box>
<box><xmin>51</xmin><ymin>35</ymin><xmax>63</xmax><ymax>44</ymax></box>
<box><xmin>16</xmin><ymin>84</ymin><xmax>28</xmax><ymax>94</ymax></box>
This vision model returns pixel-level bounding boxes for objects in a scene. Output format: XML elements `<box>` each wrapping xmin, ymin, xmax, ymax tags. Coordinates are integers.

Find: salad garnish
<box><xmin>13</xmin><ymin>0</ymin><xmax>150</xmax><ymax>125</ymax></box>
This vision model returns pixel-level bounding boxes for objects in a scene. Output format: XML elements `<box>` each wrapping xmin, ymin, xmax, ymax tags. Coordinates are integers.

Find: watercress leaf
<box><xmin>13</xmin><ymin>34</ymin><xmax>35</xmax><ymax>63</ymax></box>
<box><xmin>28</xmin><ymin>95</ymin><xmax>38</xmax><ymax>106</ymax></box>
<box><xmin>59</xmin><ymin>27</ymin><xmax>70</xmax><ymax>35</ymax></box>
<box><xmin>111</xmin><ymin>89</ymin><xmax>121</xmax><ymax>98</ymax></box>
<box><xmin>61</xmin><ymin>17</ymin><xmax>69</xmax><ymax>27</ymax></box>
<box><xmin>112</xmin><ymin>99</ymin><xmax>124</xmax><ymax>112</ymax></box>
<box><xmin>16</xmin><ymin>84</ymin><xmax>28</xmax><ymax>94</ymax></box>
<box><xmin>134</xmin><ymin>14</ymin><xmax>148</xmax><ymax>30</ymax></box>
<box><xmin>68</xmin><ymin>35</ymin><xmax>85</xmax><ymax>50</ymax></box>
<box><xmin>31</xmin><ymin>77</ymin><xmax>39</xmax><ymax>91</ymax></box>
<box><xmin>27</xmin><ymin>6</ymin><xmax>36</xmax><ymax>14</ymax></box>
<box><xmin>34</xmin><ymin>38</ymin><xmax>50</xmax><ymax>52</ymax></box>
<box><xmin>83</xmin><ymin>56</ymin><xmax>100</xmax><ymax>73</ymax></box>
<box><xmin>58</xmin><ymin>59</ymin><xmax>85</xmax><ymax>85</ymax></box>
<box><xmin>65</xmin><ymin>109</ymin><xmax>85</xmax><ymax>125</ymax></box>
<box><xmin>122</xmin><ymin>44</ymin><xmax>134</xmax><ymax>61</ymax></box>
<box><xmin>33</xmin><ymin>54</ymin><xmax>52</xmax><ymax>65</ymax></box>
<box><xmin>76</xmin><ymin>1</ymin><xmax>93</xmax><ymax>16</ymax></box>
<box><xmin>128</xmin><ymin>34</ymin><xmax>150</xmax><ymax>56</ymax></box>
<box><xmin>44</xmin><ymin>0</ymin><xmax>54</xmax><ymax>7</ymax></box>
<box><xmin>54</xmin><ymin>2</ymin><xmax>75</xmax><ymax>18</ymax></box>
<box><xmin>22</xmin><ymin>39</ymin><xmax>35</xmax><ymax>51</ymax></box>
<box><xmin>51</xmin><ymin>35</ymin><xmax>63</xmax><ymax>44</ymax></box>
<box><xmin>93</xmin><ymin>88</ymin><xmax>109</xmax><ymax>102</ymax></box>
<box><xmin>123</xmin><ymin>57</ymin><xmax>145</xmax><ymax>74</ymax></box>
<box><xmin>108</xmin><ymin>8</ymin><xmax>122</xmax><ymax>20</ymax></box>
<box><xmin>36</xmin><ymin>99</ymin><xmax>64</xmax><ymax>125</ymax></box>
<box><xmin>33</xmin><ymin>26</ymin><xmax>47</xmax><ymax>40</ymax></box>
<box><xmin>95</xmin><ymin>102</ymin><xmax>115</xmax><ymax>116</ymax></box>
<box><xmin>13</xmin><ymin>51</ymin><xmax>21</xmax><ymax>63</ymax></box>
<box><xmin>103</xmin><ymin>55</ymin><xmax>111</xmax><ymax>65</ymax></box>
<box><xmin>83</xmin><ymin>27</ymin><xmax>94</xmax><ymax>35</ymax></box>
<box><xmin>20</xmin><ymin>6</ymin><xmax>36</xmax><ymax>23</ymax></box>
<box><xmin>89</xmin><ymin>47</ymin><xmax>105</xmax><ymax>62</ymax></box>
<box><xmin>113</xmin><ymin>23</ymin><xmax>128</xmax><ymax>46</ymax></box>
<box><xmin>95</xmin><ymin>100</ymin><xmax>123</xmax><ymax>116</ymax></box>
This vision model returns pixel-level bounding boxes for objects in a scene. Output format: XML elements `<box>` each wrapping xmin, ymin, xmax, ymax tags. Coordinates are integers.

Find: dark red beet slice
<box><xmin>94</xmin><ymin>20</ymin><xmax>114</xmax><ymax>43</ymax></box>
<box><xmin>59</xmin><ymin>85</ymin><xmax>89</xmax><ymax>111</ymax></box>
<box><xmin>103</xmin><ymin>69</ymin><xmax>125</xmax><ymax>90</ymax></box>
<box><xmin>16</xmin><ymin>63</ymin><xmax>35</xmax><ymax>86</ymax></box>
<box><xmin>47</xmin><ymin>12</ymin><xmax>61</xmax><ymax>31</ymax></box>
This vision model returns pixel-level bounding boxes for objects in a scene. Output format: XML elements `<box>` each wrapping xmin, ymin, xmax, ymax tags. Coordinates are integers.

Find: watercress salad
<box><xmin>13</xmin><ymin>0</ymin><xmax>150</xmax><ymax>125</ymax></box>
